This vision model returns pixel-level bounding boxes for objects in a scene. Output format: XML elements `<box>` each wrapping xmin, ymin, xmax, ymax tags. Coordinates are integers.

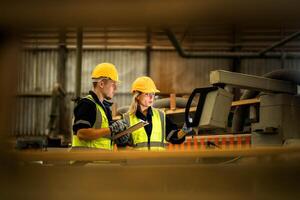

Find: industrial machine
<box><xmin>185</xmin><ymin>69</ymin><xmax>300</xmax><ymax>146</ymax></box>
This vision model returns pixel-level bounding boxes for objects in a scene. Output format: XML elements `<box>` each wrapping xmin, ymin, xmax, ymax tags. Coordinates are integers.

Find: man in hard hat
<box><xmin>72</xmin><ymin>63</ymin><xmax>129</xmax><ymax>150</ymax></box>
<box><xmin>123</xmin><ymin>76</ymin><xmax>192</xmax><ymax>150</ymax></box>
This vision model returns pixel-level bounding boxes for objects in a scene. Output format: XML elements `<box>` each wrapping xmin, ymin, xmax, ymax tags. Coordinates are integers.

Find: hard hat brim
<box><xmin>91</xmin><ymin>77</ymin><xmax>121</xmax><ymax>83</ymax></box>
<box><xmin>131</xmin><ymin>88</ymin><xmax>160</xmax><ymax>94</ymax></box>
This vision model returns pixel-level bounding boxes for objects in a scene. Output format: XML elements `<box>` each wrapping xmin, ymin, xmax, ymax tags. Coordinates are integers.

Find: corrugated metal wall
<box><xmin>17</xmin><ymin>50</ymin><xmax>58</xmax><ymax>93</ymax></box>
<box><xmin>151</xmin><ymin>51</ymin><xmax>232</xmax><ymax>93</ymax></box>
<box><xmin>14</xmin><ymin>50</ymin><xmax>58</xmax><ymax>136</ymax></box>
<box><xmin>239</xmin><ymin>59</ymin><xmax>300</xmax><ymax>75</ymax></box>
<box><xmin>284</xmin><ymin>59</ymin><xmax>300</xmax><ymax>70</ymax></box>
<box><xmin>13</xmin><ymin>97</ymin><xmax>52</xmax><ymax>136</ymax></box>
<box><xmin>239</xmin><ymin>59</ymin><xmax>282</xmax><ymax>75</ymax></box>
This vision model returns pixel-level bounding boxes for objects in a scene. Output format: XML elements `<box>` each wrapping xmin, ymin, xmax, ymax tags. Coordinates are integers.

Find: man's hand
<box><xmin>109</xmin><ymin>119</ymin><xmax>129</xmax><ymax>138</ymax></box>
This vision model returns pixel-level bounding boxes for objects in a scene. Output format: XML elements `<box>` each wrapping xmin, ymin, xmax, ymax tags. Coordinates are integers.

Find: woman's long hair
<box><xmin>127</xmin><ymin>91</ymin><xmax>141</xmax><ymax>115</ymax></box>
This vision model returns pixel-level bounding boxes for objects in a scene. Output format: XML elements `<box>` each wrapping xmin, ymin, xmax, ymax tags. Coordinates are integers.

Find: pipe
<box><xmin>75</xmin><ymin>27</ymin><xmax>83</xmax><ymax>98</ymax></box>
<box><xmin>153</xmin><ymin>97</ymin><xmax>197</xmax><ymax>108</ymax></box>
<box><xmin>146</xmin><ymin>27</ymin><xmax>151</xmax><ymax>76</ymax></box>
<box><xmin>259</xmin><ymin>31</ymin><xmax>300</xmax><ymax>56</ymax></box>
<box><xmin>165</xmin><ymin>28</ymin><xmax>300</xmax><ymax>58</ymax></box>
<box><xmin>57</xmin><ymin>28</ymin><xmax>67</xmax><ymax>89</ymax></box>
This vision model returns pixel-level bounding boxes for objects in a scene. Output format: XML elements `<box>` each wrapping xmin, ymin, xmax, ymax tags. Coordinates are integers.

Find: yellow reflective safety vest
<box><xmin>72</xmin><ymin>95</ymin><xmax>112</xmax><ymax>150</ymax></box>
<box><xmin>123</xmin><ymin>107</ymin><xmax>167</xmax><ymax>151</ymax></box>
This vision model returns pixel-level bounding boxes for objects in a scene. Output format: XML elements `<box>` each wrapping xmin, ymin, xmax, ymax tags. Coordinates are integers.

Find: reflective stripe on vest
<box><xmin>72</xmin><ymin>95</ymin><xmax>112</xmax><ymax>150</ymax></box>
<box><xmin>124</xmin><ymin>108</ymin><xmax>167</xmax><ymax>151</ymax></box>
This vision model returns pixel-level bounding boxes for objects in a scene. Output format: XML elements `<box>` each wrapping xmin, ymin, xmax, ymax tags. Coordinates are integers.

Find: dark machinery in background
<box><xmin>16</xmin><ymin>136</ymin><xmax>47</xmax><ymax>150</ymax></box>
<box><xmin>185</xmin><ymin>69</ymin><xmax>300</xmax><ymax>146</ymax></box>
<box><xmin>16</xmin><ymin>84</ymin><xmax>70</xmax><ymax>150</ymax></box>
<box><xmin>46</xmin><ymin>83</ymin><xmax>70</xmax><ymax>147</ymax></box>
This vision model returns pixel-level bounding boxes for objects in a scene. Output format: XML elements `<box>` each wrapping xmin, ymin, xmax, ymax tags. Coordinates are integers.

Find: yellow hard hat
<box><xmin>131</xmin><ymin>76</ymin><xmax>160</xmax><ymax>94</ymax></box>
<box><xmin>91</xmin><ymin>63</ymin><xmax>119</xmax><ymax>82</ymax></box>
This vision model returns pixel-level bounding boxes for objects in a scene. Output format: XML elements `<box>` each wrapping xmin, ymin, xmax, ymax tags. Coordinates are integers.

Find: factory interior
<box><xmin>1</xmin><ymin>1</ymin><xmax>300</xmax><ymax>199</ymax></box>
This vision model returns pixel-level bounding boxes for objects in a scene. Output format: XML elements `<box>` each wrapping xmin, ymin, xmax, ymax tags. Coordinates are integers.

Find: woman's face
<box><xmin>137</xmin><ymin>93</ymin><xmax>155</xmax><ymax>108</ymax></box>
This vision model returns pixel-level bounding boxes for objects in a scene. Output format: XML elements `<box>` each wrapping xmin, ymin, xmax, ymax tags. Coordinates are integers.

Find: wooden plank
<box><xmin>165</xmin><ymin>107</ymin><xmax>196</xmax><ymax>115</ymax></box>
<box><xmin>231</xmin><ymin>98</ymin><xmax>260</xmax><ymax>107</ymax></box>
<box><xmin>170</xmin><ymin>93</ymin><xmax>176</xmax><ymax>110</ymax></box>
<box><xmin>188</xmin><ymin>133</ymin><xmax>251</xmax><ymax>140</ymax></box>
<box><xmin>13</xmin><ymin>147</ymin><xmax>300</xmax><ymax>161</ymax></box>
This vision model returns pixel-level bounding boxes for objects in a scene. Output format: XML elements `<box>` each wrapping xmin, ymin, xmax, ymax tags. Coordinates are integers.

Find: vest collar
<box><xmin>135</xmin><ymin>106</ymin><xmax>153</xmax><ymax>120</ymax></box>
<box><xmin>89</xmin><ymin>90</ymin><xmax>113</xmax><ymax>124</ymax></box>
<box><xmin>89</xmin><ymin>90</ymin><xmax>113</xmax><ymax>110</ymax></box>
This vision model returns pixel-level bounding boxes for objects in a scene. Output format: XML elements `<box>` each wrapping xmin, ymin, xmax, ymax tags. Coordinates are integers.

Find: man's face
<box><xmin>98</xmin><ymin>79</ymin><xmax>117</xmax><ymax>100</ymax></box>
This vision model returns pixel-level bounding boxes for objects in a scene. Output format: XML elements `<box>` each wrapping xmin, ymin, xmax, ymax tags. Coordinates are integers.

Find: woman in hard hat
<box><xmin>123</xmin><ymin>76</ymin><xmax>191</xmax><ymax>150</ymax></box>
